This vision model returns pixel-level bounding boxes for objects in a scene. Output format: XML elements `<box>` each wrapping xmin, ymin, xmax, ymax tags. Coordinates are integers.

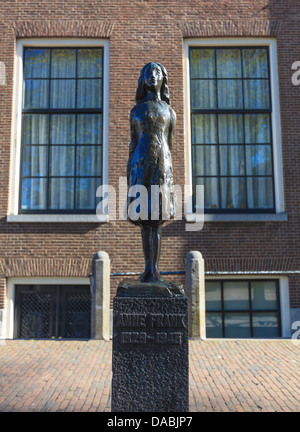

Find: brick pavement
<box><xmin>0</xmin><ymin>339</ymin><xmax>299</xmax><ymax>412</ymax></box>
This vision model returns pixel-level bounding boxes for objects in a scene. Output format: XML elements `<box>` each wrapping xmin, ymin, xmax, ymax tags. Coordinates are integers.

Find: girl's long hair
<box><xmin>136</xmin><ymin>62</ymin><xmax>170</xmax><ymax>105</ymax></box>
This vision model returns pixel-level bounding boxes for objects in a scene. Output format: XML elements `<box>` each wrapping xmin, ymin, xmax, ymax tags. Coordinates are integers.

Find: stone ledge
<box><xmin>6</xmin><ymin>214</ymin><xmax>108</xmax><ymax>223</ymax></box>
<box><xmin>203</xmin><ymin>213</ymin><xmax>288</xmax><ymax>222</ymax></box>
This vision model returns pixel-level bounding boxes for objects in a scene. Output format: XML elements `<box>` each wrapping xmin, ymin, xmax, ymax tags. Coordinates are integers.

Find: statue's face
<box><xmin>143</xmin><ymin>63</ymin><xmax>163</xmax><ymax>93</ymax></box>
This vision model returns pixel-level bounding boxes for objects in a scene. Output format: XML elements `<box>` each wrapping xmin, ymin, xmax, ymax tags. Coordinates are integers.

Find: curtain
<box><xmin>76</xmin><ymin>114</ymin><xmax>102</xmax><ymax>209</ymax></box>
<box><xmin>245</xmin><ymin>114</ymin><xmax>273</xmax><ymax>209</ymax></box>
<box><xmin>218</xmin><ymin>114</ymin><xmax>245</xmax><ymax>209</ymax></box>
<box><xmin>192</xmin><ymin>114</ymin><xmax>219</xmax><ymax>208</ymax></box>
<box><xmin>21</xmin><ymin>114</ymin><xmax>48</xmax><ymax>210</ymax></box>
<box><xmin>49</xmin><ymin>114</ymin><xmax>75</xmax><ymax>209</ymax></box>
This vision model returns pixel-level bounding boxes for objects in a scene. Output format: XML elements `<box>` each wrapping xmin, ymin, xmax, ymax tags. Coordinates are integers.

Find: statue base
<box><xmin>117</xmin><ymin>278</ymin><xmax>185</xmax><ymax>297</ymax></box>
<box><xmin>111</xmin><ymin>289</ymin><xmax>189</xmax><ymax>412</ymax></box>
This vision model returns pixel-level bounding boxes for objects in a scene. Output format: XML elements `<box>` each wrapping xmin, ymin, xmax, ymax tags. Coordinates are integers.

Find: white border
<box><xmin>4</xmin><ymin>276</ymin><xmax>90</xmax><ymax>339</ymax></box>
<box><xmin>8</xmin><ymin>38</ymin><xmax>110</xmax><ymax>223</ymax></box>
<box><xmin>184</xmin><ymin>38</ymin><xmax>286</xmax><ymax>222</ymax></box>
<box><xmin>205</xmin><ymin>275</ymin><xmax>291</xmax><ymax>337</ymax></box>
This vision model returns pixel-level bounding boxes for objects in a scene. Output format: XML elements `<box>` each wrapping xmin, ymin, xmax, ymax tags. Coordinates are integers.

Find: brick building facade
<box><xmin>0</xmin><ymin>0</ymin><xmax>299</xmax><ymax>339</ymax></box>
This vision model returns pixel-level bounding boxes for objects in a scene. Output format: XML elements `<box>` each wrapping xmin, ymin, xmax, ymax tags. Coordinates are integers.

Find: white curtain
<box><xmin>245</xmin><ymin>114</ymin><xmax>273</xmax><ymax>209</ymax></box>
<box><xmin>24</xmin><ymin>80</ymin><xmax>48</xmax><ymax>109</ymax></box>
<box><xmin>218</xmin><ymin>114</ymin><xmax>245</xmax><ymax>209</ymax></box>
<box><xmin>78</xmin><ymin>48</ymin><xmax>103</xmax><ymax>78</ymax></box>
<box><xmin>77</xmin><ymin>79</ymin><xmax>101</xmax><ymax>109</ymax></box>
<box><xmin>192</xmin><ymin>114</ymin><xmax>219</xmax><ymax>209</ymax></box>
<box><xmin>23</xmin><ymin>49</ymin><xmax>49</xmax><ymax>109</ymax></box>
<box><xmin>49</xmin><ymin>114</ymin><xmax>75</xmax><ymax>209</ymax></box>
<box><xmin>21</xmin><ymin>114</ymin><xmax>48</xmax><ymax>210</ymax></box>
<box><xmin>76</xmin><ymin>114</ymin><xmax>102</xmax><ymax>209</ymax></box>
<box><xmin>51</xmin><ymin>49</ymin><xmax>76</xmax><ymax>109</ymax></box>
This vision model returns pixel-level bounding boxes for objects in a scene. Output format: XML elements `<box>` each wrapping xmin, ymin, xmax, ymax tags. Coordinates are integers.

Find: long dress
<box><xmin>127</xmin><ymin>99</ymin><xmax>176</xmax><ymax>226</ymax></box>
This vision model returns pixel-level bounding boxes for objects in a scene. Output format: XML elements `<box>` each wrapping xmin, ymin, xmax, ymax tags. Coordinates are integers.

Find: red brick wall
<box><xmin>0</xmin><ymin>1</ymin><xmax>299</xmax><ymax>308</ymax></box>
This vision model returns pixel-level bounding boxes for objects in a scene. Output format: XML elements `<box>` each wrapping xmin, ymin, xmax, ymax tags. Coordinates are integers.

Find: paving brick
<box><xmin>0</xmin><ymin>340</ymin><xmax>299</xmax><ymax>412</ymax></box>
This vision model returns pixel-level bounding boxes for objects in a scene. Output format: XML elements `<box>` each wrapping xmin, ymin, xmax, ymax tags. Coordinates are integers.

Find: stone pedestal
<box><xmin>90</xmin><ymin>251</ymin><xmax>110</xmax><ymax>340</ymax></box>
<box><xmin>185</xmin><ymin>251</ymin><xmax>206</xmax><ymax>339</ymax></box>
<box><xmin>111</xmin><ymin>295</ymin><xmax>189</xmax><ymax>412</ymax></box>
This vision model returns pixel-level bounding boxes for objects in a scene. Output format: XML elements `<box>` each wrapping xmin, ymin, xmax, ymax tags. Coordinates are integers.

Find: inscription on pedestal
<box><xmin>112</xmin><ymin>297</ymin><xmax>189</xmax><ymax>412</ymax></box>
<box><xmin>116</xmin><ymin>313</ymin><xmax>186</xmax><ymax>345</ymax></box>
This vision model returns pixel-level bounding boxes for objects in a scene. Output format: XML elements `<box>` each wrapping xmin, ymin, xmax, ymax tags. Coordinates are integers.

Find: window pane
<box><xmin>216</xmin><ymin>49</ymin><xmax>242</xmax><ymax>78</ymax></box>
<box><xmin>242</xmin><ymin>48</ymin><xmax>268</xmax><ymax>78</ymax></box>
<box><xmin>251</xmin><ymin>281</ymin><xmax>278</xmax><ymax>310</ymax></box>
<box><xmin>190</xmin><ymin>49</ymin><xmax>215</xmax><ymax>78</ymax></box>
<box><xmin>206</xmin><ymin>313</ymin><xmax>223</xmax><ymax>338</ymax></box>
<box><xmin>218</xmin><ymin>114</ymin><xmax>243</xmax><ymax>144</ymax></box>
<box><xmin>22</xmin><ymin>146</ymin><xmax>48</xmax><ymax>177</ymax></box>
<box><xmin>246</xmin><ymin>145</ymin><xmax>272</xmax><ymax>176</ymax></box>
<box><xmin>205</xmin><ymin>281</ymin><xmax>222</xmax><ymax>311</ymax></box>
<box><xmin>77</xmin><ymin>114</ymin><xmax>102</xmax><ymax>144</ymax></box>
<box><xmin>78</xmin><ymin>48</ymin><xmax>103</xmax><ymax>78</ymax></box>
<box><xmin>244</xmin><ymin>79</ymin><xmax>270</xmax><ymax>109</ymax></box>
<box><xmin>23</xmin><ymin>79</ymin><xmax>49</xmax><ymax>109</ymax></box>
<box><xmin>193</xmin><ymin>146</ymin><xmax>218</xmax><ymax>176</ymax></box>
<box><xmin>22</xmin><ymin>114</ymin><xmax>49</xmax><ymax>145</ymax></box>
<box><xmin>224</xmin><ymin>313</ymin><xmax>251</xmax><ymax>338</ymax></box>
<box><xmin>191</xmin><ymin>80</ymin><xmax>216</xmax><ymax>109</ymax></box>
<box><xmin>220</xmin><ymin>178</ymin><xmax>246</xmax><ymax>209</ymax></box>
<box><xmin>77</xmin><ymin>79</ymin><xmax>102</xmax><ymax>108</ymax></box>
<box><xmin>220</xmin><ymin>146</ymin><xmax>245</xmax><ymax>176</ymax></box>
<box><xmin>195</xmin><ymin>177</ymin><xmax>219</xmax><ymax>209</ymax></box>
<box><xmin>245</xmin><ymin>114</ymin><xmax>270</xmax><ymax>143</ymax></box>
<box><xmin>77</xmin><ymin>146</ymin><xmax>102</xmax><ymax>177</ymax></box>
<box><xmin>49</xmin><ymin>178</ymin><xmax>74</xmax><ymax>209</ymax></box>
<box><xmin>217</xmin><ymin>80</ymin><xmax>243</xmax><ymax>109</ymax></box>
<box><xmin>24</xmin><ymin>48</ymin><xmax>50</xmax><ymax>78</ymax></box>
<box><xmin>223</xmin><ymin>281</ymin><xmax>249</xmax><ymax>310</ymax></box>
<box><xmin>252</xmin><ymin>312</ymin><xmax>279</xmax><ymax>338</ymax></box>
<box><xmin>51</xmin><ymin>49</ymin><xmax>76</xmax><ymax>78</ymax></box>
<box><xmin>50</xmin><ymin>80</ymin><xmax>76</xmax><ymax>108</ymax></box>
<box><xmin>50</xmin><ymin>146</ymin><xmax>75</xmax><ymax>176</ymax></box>
<box><xmin>50</xmin><ymin>115</ymin><xmax>75</xmax><ymax>144</ymax></box>
<box><xmin>76</xmin><ymin>178</ymin><xmax>101</xmax><ymax>209</ymax></box>
<box><xmin>21</xmin><ymin>178</ymin><xmax>47</xmax><ymax>210</ymax></box>
<box><xmin>192</xmin><ymin>114</ymin><xmax>217</xmax><ymax>144</ymax></box>
<box><xmin>247</xmin><ymin>177</ymin><xmax>274</xmax><ymax>209</ymax></box>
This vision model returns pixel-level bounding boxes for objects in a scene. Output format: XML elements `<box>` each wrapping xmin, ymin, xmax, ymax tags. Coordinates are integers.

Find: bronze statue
<box><xmin>118</xmin><ymin>62</ymin><xmax>184</xmax><ymax>297</ymax></box>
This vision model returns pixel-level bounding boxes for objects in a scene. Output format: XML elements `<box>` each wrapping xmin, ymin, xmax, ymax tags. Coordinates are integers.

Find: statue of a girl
<box><xmin>118</xmin><ymin>62</ymin><xmax>184</xmax><ymax>297</ymax></box>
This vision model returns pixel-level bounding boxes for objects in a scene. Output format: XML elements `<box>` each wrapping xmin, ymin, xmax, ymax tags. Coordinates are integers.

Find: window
<box><xmin>20</xmin><ymin>46</ymin><xmax>104</xmax><ymax>213</ymax></box>
<box><xmin>205</xmin><ymin>279</ymin><xmax>281</xmax><ymax>338</ymax></box>
<box><xmin>14</xmin><ymin>284</ymin><xmax>91</xmax><ymax>338</ymax></box>
<box><xmin>190</xmin><ymin>46</ymin><xmax>275</xmax><ymax>213</ymax></box>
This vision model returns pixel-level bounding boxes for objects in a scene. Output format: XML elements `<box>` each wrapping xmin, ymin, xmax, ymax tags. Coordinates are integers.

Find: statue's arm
<box><xmin>168</xmin><ymin>107</ymin><xmax>176</xmax><ymax>150</ymax></box>
<box><xmin>127</xmin><ymin>108</ymin><xmax>138</xmax><ymax>183</ymax></box>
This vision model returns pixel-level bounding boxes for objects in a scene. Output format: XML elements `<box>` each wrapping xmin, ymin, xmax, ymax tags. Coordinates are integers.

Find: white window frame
<box><xmin>3</xmin><ymin>276</ymin><xmax>90</xmax><ymax>339</ymax></box>
<box><xmin>205</xmin><ymin>275</ymin><xmax>291</xmax><ymax>338</ymax></box>
<box><xmin>8</xmin><ymin>38</ymin><xmax>110</xmax><ymax>223</ymax></box>
<box><xmin>184</xmin><ymin>38</ymin><xmax>286</xmax><ymax>223</ymax></box>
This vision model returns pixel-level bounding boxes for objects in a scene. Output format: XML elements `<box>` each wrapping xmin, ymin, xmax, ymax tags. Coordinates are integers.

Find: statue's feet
<box><xmin>138</xmin><ymin>270</ymin><xmax>165</xmax><ymax>283</ymax></box>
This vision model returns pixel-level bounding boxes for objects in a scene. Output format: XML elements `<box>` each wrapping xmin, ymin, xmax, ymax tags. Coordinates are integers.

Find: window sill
<box><xmin>198</xmin><ymin>213</ymin><xmax>288</xmax><ymax>222</ymax></box>
<box><xmin>6</xmin><ymin>214</ymin><xmax>109</xmax><ymax>223</ymax></box>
